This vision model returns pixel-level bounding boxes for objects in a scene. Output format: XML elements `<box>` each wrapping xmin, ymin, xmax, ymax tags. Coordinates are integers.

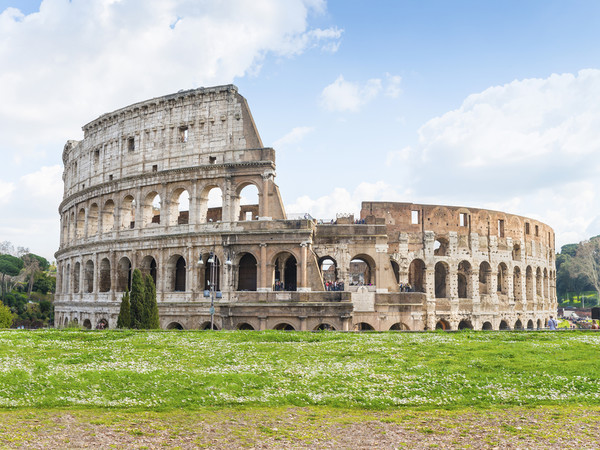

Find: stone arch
<box><xmin>200</xmin><ymin>252</ymin><xmax>221</xmax><ymax>291</ymax></box>
<box><xmin>499</xmin><ymin>320</ymin><xmax>509</xmax><ymax>330</ymax></box>
<box><xmin>99</xmin><ymin>258</ymin><xmax>110</xmax><ymax>292</ymax></box>
<box><xmin>139</xmin><ymin>255</ymin><xmax>158</xmax><ymax>286</ymax></box>
<box><xmin>430</xmin><ymin>206</ymin><xmax>451</xmax><ymax>228</ymax></box>
<box><xmin>319</xmin><ymin>256</ymin><xmax>339</xmax><ymax>288</ymax></box>
<box><xmin>102</xmin><ymin>200</ymin><xmax>115</xmax><ymax>232</ymax></box>
<box><xmin>63</xmin><ymin>317</ymin><xmax>69</xmax><ymax>327</ymax></box>
<box><xmin>527</xmin><ymin>319</ymin><xmax>534</xmax><ymax>330</ymax></box>
<box><xmin>272</xmin><ymin>251</ymin><xmax>297</xmax><ymax>291</ymax></box>
<box><xmin>166</xmin><ymin>322</ymin><xmax>184</xmax><ymax>330</ymax></box>
<box><xmin>84</xmin><ymin>260</ymin><xmax>94</xmax><ymax>293</ymax></box>
<box><xmin>273</xmin><ymin>323</ymin><xmax>295</xmax><ymax>331</ymax></box>
<box><xmin>314</xmin><ymin>323</ymin><xmax>336</xmax><ymax>331</ymax></box>
<box><xmin>434</xmin><ymin>261</ymin><xmax>449</xmax><ymax>298</ymax></box>
<box><xmin>355</xmin><ymin>322</ymin><xmax>375</xmax><ymax>331</ymax></box>
<box><xmin>389</xmin><ymin>323</ymin><xmax>410</xmax><ymax>331</ymax></box>
<box><xmin>88</xmin><ymin>203</ymin><xmax>99</xmax><ymax>236</ymax></box>
<box><xmin>536</xmin><ymin>267</ymin><xmax>542</xmax><ymax>299</ymax></box>
<box><xmin>512</xmin><ymin>243</ymin><xmax>522</xmax><ymax>261</ymax></box>
<box><xmin>73</xmin><ymin>262</ymin><xmax>81</xmax><ymax>294</ymax></box>
<box><xmin>76</xmin><ymin>207</ymin><xmax>86</xmax><ymax>239</ymax></box>
<box><xmin>482</xmin><ymin>321</ymin><xmax>493</xmax><ymax>330</ymax></box>
<box><xmin>458</xmin><ymin>319</ymin><xmax>473</xmax><ymax>330</ymax></box>
<box><xmin>120</xmin><ymin>195</ymin><xmax>136</xmax><ymax>229</ymax></box>
<box><xmin>68</xmin><ymin>211</ymin><xmax>75</xmax><ymax>242</ymax></box>
<box><xmin>390</xmin><ymin>260</ymin><xmax>400</xmax><ymax>284</ymax></box>
<box><xmin>199</xmin><ymin>185</ymin><xmax>223</xmax><ymax>223</ymax></box>
<box><xmin>237</xmin><ymin>322</ymin><xmax>255</xmax><ymax>330</ymax></box>
<box><xmin>433</xmin><ymin>236</ymin><xmax>449</xmax><ymax>256</ymax></box>
<box><xmin>435</xmin><ymin>319</ymin><xmax>451</xmax><ymax>331</ymax></box>
<box><xmin>200</xmin><ymin>322</ymin><xmax>219</xmax><ymax>330</ymax></box>
<box><xmin>64</xmin><ymin>263</ymin><xmax>70</xmax><ymax>294</ymax></box>
<box><xmin>350</xmin><ymin>254</ymin><xmax>376</xmax><ymax>286</ymax></box>
<box><xmin>96</xmin><ymin>318</ymin><xmax>108</xmax><ymax>329</ymax></box>
<box><xmin>479</xmin><ymin>261</ymin><xmax>492</xmax><ymax>295</ymax></box>
<box><xmin>142</xmin><ymin>191</ymin><xmax>161</xmax><ymax>226</ymax></box>
<box><xmin>525</xmin><ymin>266</ymin><xmax>534</xmax><ymax>302</ymax></box>
<box><xmin>497</xmin><ymin>263</ymin><xmax>508</xmax><ymax>295</ymax></box>
<box><xmin>169</xmin><ymin>187</ymin><xmax>190</xmax><ymax>225</ymax></box>
<box><xmin>237</xmin><ymin>253</ymin><xmax>257</xmax><ymax>291</ymax></box>
<box><xmin>543</xmin><ymin>268</ymin><xmax>549</xmax><ymax>299</ymax></box>
<box><xmin>514</xmin><ymin>319</ymin><xmax>523</xmax><ymax>330</ymax></box>
<box><xmin>236</xmin><ymin>182</ymin><xmax>260</xmax><ymax>221</ymax></box>
<box><xmin>117</xmin><ymin>257</ymin><xmax>132</xmax><ymax>292</ymax></box>
<box><xmin>83</xmin><ymin>319</ymin><xmax>92</xmax><ymax>329</ymax></box>
<box><xmin>166</xmin><ymin>255</ymin><xmax>186</xmax><ymax>292</ymax></box>
<box><xmin>457</xmin><ymin>260</ymin><xmax>471</xmax><ymax>299</ymax></box>
<box><xmin>537</xmin><ymin>319</ymin><xmax>542</xmax><ymax>329</ymax></box>
<box><xmin>513</xmin><ymin>266</ymin><xmax>523</xmax><ymax>303</ymax></box>
<box><xmin>408</xmin><ymin>258</ymin><xmax>425</xmax><ymax>292</ymax></box>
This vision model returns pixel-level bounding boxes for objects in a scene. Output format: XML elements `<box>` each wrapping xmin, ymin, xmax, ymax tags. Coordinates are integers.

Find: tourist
<box><xmin>548</xmin><ymin>315</ymin><xmax>558</xmax><ymax>330</ymax></box>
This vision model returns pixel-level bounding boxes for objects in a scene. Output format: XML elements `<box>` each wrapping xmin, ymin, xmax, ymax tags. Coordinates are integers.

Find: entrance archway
<box><xmin>408</xmin><ymin>259</ymin><xmax>425</xmax><ymax>292</ymax></box>
<box><xmin>237</xmin><ymin>253</ymin><xmax>257</xmax><ymax>291</ymax></box>
<box><xmin>273</xmin><ymin>252</ymin><xmax>297</xmax><ymax>291</ymax></box>
<box><xmin>435</xmin><ymin>319</ymin><xmax>450</xmax><ymax>331</ymax></box>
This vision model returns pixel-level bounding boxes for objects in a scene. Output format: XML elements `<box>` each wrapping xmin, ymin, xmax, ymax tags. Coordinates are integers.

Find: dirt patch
<box><xmin>0</xmin><ymin>406</ymin><xmax>599</xmax><ymax>449</ymax></box>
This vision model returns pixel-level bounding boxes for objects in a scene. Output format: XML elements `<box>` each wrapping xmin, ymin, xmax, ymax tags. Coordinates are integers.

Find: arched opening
<box><xmin>64</xmin><ymin>263</ymin><xmax>70</xmax><ymax>294</ymax></box>
<box><xmin>237</xmin><ymin>184</ymin><xmax>260</xmax><ymax>221</ymax></box>
<box><xmin>117</xmin><ymin>257</ymin><xmax>132</xmax><ymax>292</ymax></box>
<box><xmin>389</xmin><ymin>323</ymin><xmax>410</xmax><ymax>331</ymax></box>
<box><xmin>543</xmin><ymin>268</ymin><xmax>549</xmax><ymax>299</ymax></box>
<box><xmin>167</xmin><ymin>322</ymin><xmax>184</xmax><ymax>330</ymax></box>
<box><xmin>274</xmin><ymin>323</ymin><xmax>295</xmax><ymax>331</ymax></box>
<box><xmin>140</xmin><ymin>256</ymin><xmax>158</xmax><ymax>286</ymax></box>
<box><xmin>433</xmin><ymin>237</ymin><xmax>448</xmax><ymax>256</ymax></box>
<box><xmin>99</xmin><ymin>258</ymin><xmax>111</xmax><ymax>292</ymax></box>
<box><xmin>514</xmin><ymin>319</ymin><xmax>523</xmax><ymax>330</ymax></box>
<box><xmin>512</xmin><ymin>243</ymin><xmax>521</xmax><ymax>261</ymax></box>
<box><xmin>349</xmin><ymin>254</ymin><xmax>375</xmax><ymax>286</ymax></box>
<box><xmin>143</xmin><ymin>192</ymin><xmax>161</xmax><ymax>225</ymax></box>
<box><xmin>84</xmin><ymin>260</ymin><xmax>94</xmax><ymax>293</ymax></box>
<box><xmin>315</xmin><ymin>323</ymin><xmax>336</xmax><ymax>331</ymax></box>
<box><xmin>355</xmin><ymin>322</ymin><xmax>375</xmax><ymax>331</ymax></box>
<box><xmin>537</xmin><ymin>319</ymin><xmax>542</xmax><ymax>330</ymax></box>
<box><xmin>199</xmin><ymin>186</ymin><xmax>223</xmax><ymax>223</ymax></box>
<box><xmin>237</xmin><ymin>253</ymin><xmax>257</xmax><ymax>291</ymax></box>
<box><xmin>408</xmin><ymin>259</ymin><xmax>425</xmax><ymax>292</ymax></box>
<box><xmin>237</xmin><ymin>323</ymin><xmax>255</xmax><ymax>330</ymax></box>
<box><xmin>513</xmin><ymin>267</ymin><xmax>523</xmax><ymax>303</ymax></box>
<box><xmin>536</xmin><ymin>268</ymin><xmax>542</xmax><ymax>299</ymax></box>
<box><xmin>201</xmin><ymin>322</ymin><xmax>219</xmax><ymax>330</ymax></box>
<box><xmin>96</xmin><ymin>318</ymin><xmax>108</xmax><ymax>330</ymax></box>
<box><xmin>169</xmin><ymin>188</ymin><xmax>190</xmax><ymax>225</ymax></box>
<box><xmin>102</xmin><ymin>200</ymin><xmax>115</xmax><ymax>233</ymax></box>
<box><xmin>88</xmin><ymin>203</ymin><xmax>99</xmax><ymax>236</ymax></box>
<box><xmin>499</xmin><ymin>320</ymin><xmax>509</xmax><ymax>330</ymax></box>
<box><xmin>169</xmin><ymin>256</ymin><xmax>186</xmax><ymax>292</ymax></box>
<box><xmin>497</xmin><ymin>263</ymin><xmax>508</xmax><ymax>295</ymax></box>
<box><xmin>76</xmin><ymin>208</ymin><xmax>86</xmax><ymax>239</ymax></box>
<box><xmin>72</xmin><ymin>318</ymin><xmax>78</xmax><ymax>325</ymax></box>
<box><xmin>479</xmin><ymin>261</ymin><xmax>492</xmax><ymax>295</ymax></box>
<box><xmin>120</xmin><ymin>195</ymin><xmax>136</xmax><ymax>229</ymax></box>
<box><xmin>319</xmin><ymin>257</ymin><xmax>340</xmax><ymax>290</ymax></box>
<box><xmin>434</xmin><ymin>261</ymin><xmax>448</xmax><ymax>298</ymax></box>
<box><xmin>64</xmin><ymin>317</ymin><xmax>69</xmax><ymax>327</ymax></box>
<box><xmin>527</xmin><ymin>319</ymin><xmax>534</xmax><ymax>330</ymax></box>
<box><xmin>82</xmin><ymin>319</ymin><xmax>92</xmax><ymax>329</ymax></box>
<box><xmin>390</xmin><ymin>260</ymin><xmax>400</xmax><ymax>284</ymax></box>
<box><xmin>526</xmin><ymin>266</ymin><xmax>534</xmax><ymax>302</ymax></box>
<box><xmin>482</xmin><ymin>321</ymin><xmax>493</xmax><ymax>330</ymax></box>
<box><xmin>435</xmin><ymin>319</ymin><xmax>450</xmax><ymax>331</ymax></box>
<box><xmin>457</xmin><ymin>261</ymin><xmax>471</xmax><ymax>298</ymax></box>
<box><xmin>73</xmin><ymin>262</ymin><xmax>81</xmax><ymax>294</ymax></box>
<box><xmin>458</xmin><ymin>320</ymin><xmax>473</xmax><ymax>330</ymax></box>
<box><xmin>201</xmin><ymin>253</ymin><xmax>221</xmax><ymax>291</ymax></box>
<box><xmin>273</xmin><ymin>252</ymin><xmax>297</xmax><ymax>291</ymax></box>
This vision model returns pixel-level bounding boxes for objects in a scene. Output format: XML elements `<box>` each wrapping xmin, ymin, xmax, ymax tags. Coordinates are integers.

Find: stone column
<box><xmin>297</xmin><ymin>243</ymin><xmax>310</xmax><ymax>292</ymax></box>
<box><xmin>298</xmin><ymin>316</ymin><xmax>307</xmax><ymax>331</ymax></box>
<box><xmin>258</xmin><ymin>243</ymin><xmax>268</xmax><ymax>292</ymax></box>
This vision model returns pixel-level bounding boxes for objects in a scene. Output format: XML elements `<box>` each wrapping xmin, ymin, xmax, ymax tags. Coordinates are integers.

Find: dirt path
<box><xmin>1</xmin><ymin>406</ymin><xmax>598</xmax><ymax>449</ymax></box>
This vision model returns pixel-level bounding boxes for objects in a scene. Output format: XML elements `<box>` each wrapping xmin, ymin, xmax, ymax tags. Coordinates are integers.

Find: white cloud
<box><xmin>320</xmin><ymin>73</ymin><xmax>401</xmax><ymax>112</ymax></box>
<box><xmin>20</xmin><ymin>165</ymin><xmax>63</xmax><ymax>202</ymax></box>
<box><xmin>273</xmin><ymin>126</ymin><xmax>314</xmax><ymax>148</ymax></box>
<box><xmin>0</xmin><ymin>179</ymin><xmax>15</xmax><ymax>204</ymax></box>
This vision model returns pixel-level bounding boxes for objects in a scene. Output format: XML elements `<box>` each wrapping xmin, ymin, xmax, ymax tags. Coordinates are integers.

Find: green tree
<box><xmin>0</xmin><ymin>302</ymin><xmax>14</xmax><ymax>328</ymax></box>
<box><xmin>116</xmin><ymin>290</ymin><xmax>131</xmax><ymax>329</ymax></box>
<box><xmin>143</xmin><ymin>274</ymin><xmax>160</xmax><ymax>329</ymax></box>
<box><xmin>0</xmin><ymin>254</ymin><xmax>24</xmax><ymax>298</ymax></box>
<box><xmin>129</xmin><ymin>269</ymin><xmax>145</xmax><ymax>329</ymax></box>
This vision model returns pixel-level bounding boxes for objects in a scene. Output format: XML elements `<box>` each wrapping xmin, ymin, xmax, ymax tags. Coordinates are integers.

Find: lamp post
<box><xmin>207</xmin><ymin>252</ymin><xmax>216</xmax><ymax>330</ymax></box>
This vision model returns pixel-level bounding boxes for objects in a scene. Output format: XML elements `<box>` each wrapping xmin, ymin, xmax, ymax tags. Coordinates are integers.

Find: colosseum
<box><xmin>54</xmin><ymin>84</ymin><xmax>557</xmax><ymax>331</ymax></box>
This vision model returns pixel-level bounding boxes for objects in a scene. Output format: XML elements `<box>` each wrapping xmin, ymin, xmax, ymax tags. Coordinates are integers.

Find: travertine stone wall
<box><xmin>54</xmin><ymin>86</ymin><xmax>557</xmax><ymax>332</ymax></box>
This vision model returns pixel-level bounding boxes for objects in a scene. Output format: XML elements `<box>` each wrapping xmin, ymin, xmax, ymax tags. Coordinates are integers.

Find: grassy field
<box><xmin>0</xmin><ymin>329</ymin><xmax>599</xmax><ymax>410</ymax></box>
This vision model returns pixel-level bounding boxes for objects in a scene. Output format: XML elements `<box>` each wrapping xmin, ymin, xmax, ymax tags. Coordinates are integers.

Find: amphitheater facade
<box><xmin>54</xmin><ymin>85</ymin><xmax>557</xmax><ymax>331</ymax></box>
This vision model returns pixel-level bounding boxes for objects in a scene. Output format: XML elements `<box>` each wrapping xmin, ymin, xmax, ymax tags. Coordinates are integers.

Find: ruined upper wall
<box><xmin>61</xmin><ymin>85</ymin><xmax>269</xmax><ymax>197</ymax></box>
<box><xmin>361</xmin><ymin>201</ymin><xmax>555</xmax><ymax>252</ymax></box>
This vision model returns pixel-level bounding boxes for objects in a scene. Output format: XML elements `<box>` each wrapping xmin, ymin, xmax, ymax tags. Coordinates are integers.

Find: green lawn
<box><xmin>0</xmin><ymin>329</ymin><xmax>598</xmax><ymax>410</ymax></box>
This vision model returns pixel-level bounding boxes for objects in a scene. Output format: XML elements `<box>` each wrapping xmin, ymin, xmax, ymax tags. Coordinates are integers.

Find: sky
<box><xmin>1</xmin><ymin>0</ymin><xmax>600</xmax><ymax>261</ymax></box>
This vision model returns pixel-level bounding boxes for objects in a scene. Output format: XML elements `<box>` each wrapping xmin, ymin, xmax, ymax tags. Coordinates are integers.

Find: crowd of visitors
<box><xmin>325</xmin><ymin>281</ymin><xmax>344</xmax><ymax>291</ymax></box>
<box><xmin>399</xmin><ymin>283</ymin><xmax>413</xmax><ymax>292</ymax></box>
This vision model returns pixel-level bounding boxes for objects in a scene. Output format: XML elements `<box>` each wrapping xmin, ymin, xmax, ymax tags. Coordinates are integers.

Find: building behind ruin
<box><xmin>54</xmin><ymin>85</ymin><xmax>557</xmax><ymax>331</ymax></box>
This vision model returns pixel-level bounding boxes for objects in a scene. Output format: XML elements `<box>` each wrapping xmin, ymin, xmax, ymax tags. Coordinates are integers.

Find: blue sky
<box><xmin>1</xmin><ymin>0</ymin><xmax>600</xmax><ymax>260</ymax></box>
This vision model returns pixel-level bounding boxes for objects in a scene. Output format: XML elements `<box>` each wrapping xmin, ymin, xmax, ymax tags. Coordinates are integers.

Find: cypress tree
<box><xmin>116</xmin><ymin>289</ymin><xmax>131</xmax><ymax>329</ymax></box>
<box><xmin>129</xmin><ymin>269</ymin><xmax>145</xmax><ymax>329</ymax></box>
<box><xmin>144</xmin><ymin>274</ymin><xmax>160</xmax><ymax>329</ymax></box>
